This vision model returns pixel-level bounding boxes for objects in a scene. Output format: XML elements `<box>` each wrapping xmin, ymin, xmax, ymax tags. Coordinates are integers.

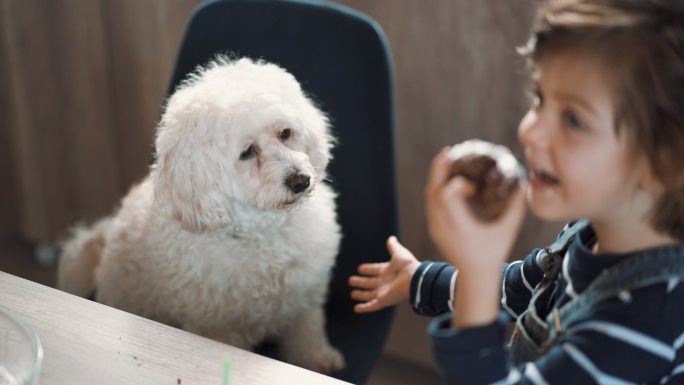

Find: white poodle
<box><xmin>57</xmin><ymin>57</ymin><xmax>345</xmax><ymax>373</ymax></box>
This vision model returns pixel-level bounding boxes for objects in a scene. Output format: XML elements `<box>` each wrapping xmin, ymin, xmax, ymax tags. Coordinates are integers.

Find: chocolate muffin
<box><xmin>447</xmin><ymin>139</ymin><xmax>525</xmax><ymax>221</ymax></box>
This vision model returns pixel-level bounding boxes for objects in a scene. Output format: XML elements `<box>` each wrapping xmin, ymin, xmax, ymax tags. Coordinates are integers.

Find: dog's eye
<box><xmin>279</xmin><ymin>128</ymin><xmax>292</xmax><ymax>141</ymax></box>
<box><xmin>239</xmin><ymin>145</ymin><xmax>256</xmax><ymax>161</ymax></box>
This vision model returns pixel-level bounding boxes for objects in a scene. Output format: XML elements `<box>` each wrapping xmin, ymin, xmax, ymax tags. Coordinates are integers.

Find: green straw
<box><xmin>222</xmin><ymin>356</ymin><xmax>231</xmax><ymax>385</ymax></box>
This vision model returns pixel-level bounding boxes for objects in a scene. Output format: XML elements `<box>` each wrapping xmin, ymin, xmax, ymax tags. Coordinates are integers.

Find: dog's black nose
<box><xmin>286</xmin><ymin>171</ymin><xmax>311</xmax><ymax>194</ymax></box>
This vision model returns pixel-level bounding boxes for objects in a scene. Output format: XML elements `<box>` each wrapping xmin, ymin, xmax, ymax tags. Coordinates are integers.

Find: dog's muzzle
<box><xmin>285</xmin><ymin>171</ymin><xmax>311</xmax><ymax>194</ymax></box>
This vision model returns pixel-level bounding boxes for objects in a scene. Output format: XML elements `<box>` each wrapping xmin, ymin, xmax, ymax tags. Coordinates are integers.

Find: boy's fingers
<box><xmin>354</xmin><ymin>299</ymin><xmax>381</xmax><ymax>313</ymax></box>
<box><xmin>351</xmin><ymin>289</ymin><xmax>376</xmax><ymax>302</ymax></box>
<box><xmin>386</xmin><ymin>235</ymin><xmax>409</xmax><ymax>255</ymax></box>
<box><xmin>357</xmin><ymin>263</ymin><xmax>386</xmax><ymax>276</ymax></box>
<box><xmin>348</xmin><ymin>275</ymin><xmax>378</xmax><ymax>289</ymax></box>
<box><xmin>427</xmin><ymin>148</ymin><xmax>453</xmax><ymax>190</ymax></box>
<box><xmin>426</xmin><ymin>176</ymin><xmax>478</xmax><ymax>222</ymax></box>
<box><xmin>442</xmin><ymin>177</ymin><xmax>476</xmax><ymax>211</ymax></box>
<box><xmin>443</xmin><ymin>176</ymin><xmax>476</xmax><ymax>200</ymax></box>
<box><xmin>499</xmin><ymin>183</ymin><xmax>528</xmax><ymax>227</ymax></box>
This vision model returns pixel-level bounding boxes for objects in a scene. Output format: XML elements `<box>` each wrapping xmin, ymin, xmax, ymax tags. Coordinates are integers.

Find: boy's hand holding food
<box><xmin>425</xmin><ymin>140</ymin><xmax>527</xmax><ymax>273</ymax></box>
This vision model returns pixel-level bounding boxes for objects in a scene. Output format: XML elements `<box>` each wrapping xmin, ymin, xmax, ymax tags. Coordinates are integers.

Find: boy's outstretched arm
<box><xmin>349</xmin><ymin>236</ymin><xmax>420</xmax><ymax>313</ymax></box>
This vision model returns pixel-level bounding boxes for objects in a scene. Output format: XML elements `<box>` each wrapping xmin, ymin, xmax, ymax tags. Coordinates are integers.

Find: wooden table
<box><xmin>0</xmin><ymin>272</ymin><xmax>351</xmax><ymax>385</ymax></box>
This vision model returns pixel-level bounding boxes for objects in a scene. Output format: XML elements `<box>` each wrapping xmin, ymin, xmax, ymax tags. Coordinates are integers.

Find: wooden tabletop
<box><xmin>0</xmin><ymin>271</ymin><xmax>351</xmax><ymax>385</ymax></box>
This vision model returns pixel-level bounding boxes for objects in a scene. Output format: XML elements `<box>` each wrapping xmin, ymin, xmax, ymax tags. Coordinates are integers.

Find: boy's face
<box><xmin>518</xmin><ymin>52</ymin><xmax>651</xmax><ymax>223</ymax></box>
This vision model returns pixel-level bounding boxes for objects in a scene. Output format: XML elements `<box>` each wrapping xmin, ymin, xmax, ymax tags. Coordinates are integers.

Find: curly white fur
<box><xmin>57</xmin><ymin>57</ymin><xmax>344</xmax><ymax>373</ymax></box>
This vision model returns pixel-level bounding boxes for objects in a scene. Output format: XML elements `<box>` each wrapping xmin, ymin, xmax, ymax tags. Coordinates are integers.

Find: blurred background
<box><xmin>0</xmin><ymin>0</ymin><xmax>561</xmax><ymax>383</ymax></box>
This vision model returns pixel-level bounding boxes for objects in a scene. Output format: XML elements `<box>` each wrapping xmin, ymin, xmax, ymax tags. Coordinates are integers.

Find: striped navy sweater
<box><xmin>410</xmin><ymin>223</ymin><xmax>684</xmax><ymax>384</ymax></box>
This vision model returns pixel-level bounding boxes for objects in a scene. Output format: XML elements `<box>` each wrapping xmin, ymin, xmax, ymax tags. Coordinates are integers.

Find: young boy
<box><xmin>350</xmin><ymin>0</ymin><xmax>684</xmax><ymax>383</ymax></box>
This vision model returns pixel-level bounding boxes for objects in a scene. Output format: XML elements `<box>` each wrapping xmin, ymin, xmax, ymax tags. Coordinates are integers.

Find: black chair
<box><xmin>167</xmin><ymin>1</ymin><xmax>397</xmax><ymax>383</ymax></box>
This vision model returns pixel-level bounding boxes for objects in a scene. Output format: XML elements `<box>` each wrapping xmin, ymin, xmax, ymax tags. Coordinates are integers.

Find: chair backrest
<box><xmin>167</xmin><ymin>1</ymin><xmax>397</xmax><ymax>383</ymax></box>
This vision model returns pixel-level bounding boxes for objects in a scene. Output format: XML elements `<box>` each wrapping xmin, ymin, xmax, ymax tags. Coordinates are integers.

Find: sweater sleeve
<box><xmin>409</xmin><ymin>261</ymin><xmax>457</xmax><ymax>316</ymax></box>
<box><xmin>409</xmin><ymin>248</ymin><xmax>544</xmax><ymax>318</ymax></box>
<box><xmin>500</xmin><ymin>248</ymin><xmax>545</xmax><ymax>320</ymax></box>
<box><xmin>500</xmin><ymin>221</ymin><xmax>577</xmax><ymax>319</ymax></box>
<box><xmin>429</xmin><ymin>312</ymin><xmax>511</xmax><ymax>384</ymax></box>
<box><xmin>428</xmin><ymin>277</ymin><xmax>684</xmax><ymax>385</ymax></box>
<box><xmin>407</xmin><ymin>224</ymin><xmax>575</xmax><ymax>318</ymax></box>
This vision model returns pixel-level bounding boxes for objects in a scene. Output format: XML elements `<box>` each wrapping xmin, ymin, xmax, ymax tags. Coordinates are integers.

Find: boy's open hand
<box><xmin>349</xmin><ymin>236</ymin><xmax>420</xmax><ymax>313</ymax></box>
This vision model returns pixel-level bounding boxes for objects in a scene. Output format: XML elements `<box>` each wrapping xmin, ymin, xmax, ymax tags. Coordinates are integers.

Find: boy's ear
<box><xmin>637</xmin><ymin>159</ymin><xmax>666</xmax><ymax>193</ymax></box>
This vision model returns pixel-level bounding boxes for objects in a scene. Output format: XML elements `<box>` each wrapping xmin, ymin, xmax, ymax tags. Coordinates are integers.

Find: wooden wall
<box><xmin>0</xmin><ymin>0</ymin><xmax>201</xmax><ymax>242</ymax></box>
<box><xmin>1</xmin><ymin>0</ymin><xmax>561</xmax><ymax>370</ymax></box>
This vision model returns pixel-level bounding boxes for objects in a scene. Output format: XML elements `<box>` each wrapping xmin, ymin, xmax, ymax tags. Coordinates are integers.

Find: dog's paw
<box><xmin>313</xmin><ymin>345</ymin><xmax>346</xmax><ymax>374</ymax></box>
<box><xmin>285</xmin><ymin>344</ymin><xmax>345</xmax><ymax>374</ymax></box>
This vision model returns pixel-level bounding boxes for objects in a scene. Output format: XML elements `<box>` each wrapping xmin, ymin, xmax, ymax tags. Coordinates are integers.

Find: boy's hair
<box><xmin>521</xmin><ymin>0</ymin><xmax>684</xmax><ymax>241</ymax></box>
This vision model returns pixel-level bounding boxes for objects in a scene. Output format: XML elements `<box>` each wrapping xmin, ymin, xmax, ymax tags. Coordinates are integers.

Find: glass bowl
<box><xmin>0</xmin><ymin>306</ymin><xmax>42</xmax><ymax>385</ymax></box>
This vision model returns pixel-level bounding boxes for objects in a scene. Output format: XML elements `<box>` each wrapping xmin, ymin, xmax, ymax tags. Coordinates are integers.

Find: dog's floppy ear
<box><xmin>301</xmin><ymin>98</ymin><xmax>335</xmax><ymax>174</ymax></box>
<box><xmin>152</xmin><ymin>99</ymin><xmax>232</xmax><ymax>233</ymax></box>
